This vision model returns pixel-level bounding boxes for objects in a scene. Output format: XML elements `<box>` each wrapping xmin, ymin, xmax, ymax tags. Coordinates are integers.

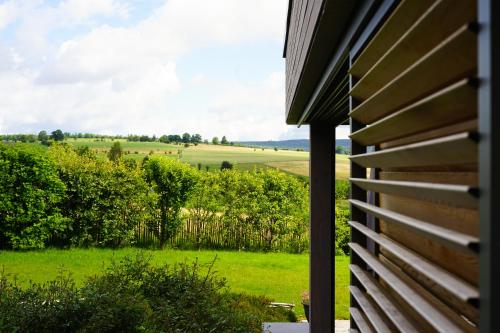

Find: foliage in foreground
<box><xmin>0</xmin><ymin>144</ymin><xmax>68</xmax><ymax>249</ymax></box>
<box><xmin>0</xmin><ymin>255</ymin><xmax>295</xmax><ymax>333</ymax></box>
<box><xmin>144</xmin><ymin>157</ymin><xmax>198</xmax><ymax>248</ymax></box>
<box><xmin>0</xmin><ymin>142</ymin><xmax>350</xmax><ymax>253</ymax></box>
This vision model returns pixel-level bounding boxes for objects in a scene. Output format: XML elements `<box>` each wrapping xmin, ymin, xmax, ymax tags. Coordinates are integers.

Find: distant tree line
<box><xmin>1</xmin><ymin>130</ymin><xmax>236</xmax><ymax>146</ymax></box>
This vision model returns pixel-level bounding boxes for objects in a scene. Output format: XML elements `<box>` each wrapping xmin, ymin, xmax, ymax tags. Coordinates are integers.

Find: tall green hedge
<box><xmin>0</xmin><ymin>144</ymin><xmax>68</xmax><ymax>249</ymax></box>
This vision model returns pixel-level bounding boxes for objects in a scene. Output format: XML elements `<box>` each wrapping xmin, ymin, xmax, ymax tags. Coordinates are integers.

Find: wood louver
<box><xmin>348</xmin><ymin>0</ymin><xmax>479</xmax><ymax>332</ymax></box>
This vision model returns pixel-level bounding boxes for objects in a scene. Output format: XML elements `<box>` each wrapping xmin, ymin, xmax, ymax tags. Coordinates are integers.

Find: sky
<box><xmin>0</xmin><ymin>0</ymin><xmax>349</xmax><ymax>141</ymax></box>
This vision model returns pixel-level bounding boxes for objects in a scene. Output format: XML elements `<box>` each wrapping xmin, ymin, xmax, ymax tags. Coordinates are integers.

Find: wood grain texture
<box><xmin>351</xmin><ymin>0</ymin><xmax>476</xmax><ymax>100</ymax></box>
<box><xmin>380</xmin><ymin>119</ymin><xmax>478</xmax><ymax>149</ymax></box>
<box><xmin>350</xmin><ymin>243</ymin><xmax>467</xmax><ymax>332</ymax></box>
<box><xmin>350</xmin><ymin>132</ymin><xmax>477</xmax><ymax>169</ymax></box>
<box><xmin>379</xmin><ymin>255</ymin><xmax>478</xmax><ymax>332</ymax></box>
<box><xmin>379</xmin><ymin>220</ymin><xmax>479</xmax><ymax>285</ymax></box>
<box><xmin>350</xmin><ymin>177</ymin><xmax>478</xmax><ymax>209</ymax></box>
<box><xmin>350</xmin><ymin>286</ymin><xmax>395</xmax><ymax>333</ymax></box>
<box><xmin>350</xmin><ymin>0</ymin><xmax>435</xmax><ymax>79</ymax></box>
<box><xmin>380</xmin><ymin>248</ymin><xmax>480</xmax><ymax>324</ymax></box>
<box><xmin>349</xmin><ymin>221</ymin><xmax>479</xmax><ymax>302</ymax></box>
<box><xmin>379</xmin><ymin>193</ymin><xmax>479</xmax><ymax>236</ymax></box>
<box><xmin>349</xmin><ymin>24</ymin><xmax>477</xmax><ymax>124</ymax></box>
<box><xmin>350</xmin><ymin>307</ymin><xmax>374</xmax><ymax>333</ymax></box>
<box><xmin>350</xmin><ymin>79</ymin><xmax>477</xmax><ymax>146</ymax></box>
<box><xmin>350</xmin><ymin>199</ymin><xmax>479</xmax><ymax>253</ymax></box>
<box><xmin>350</xmin><ymin>264</ymin><xmax>421</xmax><ymax>332</ymax></box>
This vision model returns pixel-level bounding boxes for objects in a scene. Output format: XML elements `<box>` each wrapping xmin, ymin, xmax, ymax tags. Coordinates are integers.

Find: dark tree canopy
<box><xmin>51</xmin><ymin>129</ymin><xmax>65</xmax><ymax>141</ymax></box>
<box><xmin>220</xmin><ymin>161</ymin><xmax>233</xmax><ymax>170</ymax></box>
<box><xmin>108</xmin><ymin>141</ymin><xmax>123</xmax><ymax>162</ymax></box>
<box><xmin>38</xmin><ymin>131</ymin><xmax>48</xmax><ymax>143</ymax></box>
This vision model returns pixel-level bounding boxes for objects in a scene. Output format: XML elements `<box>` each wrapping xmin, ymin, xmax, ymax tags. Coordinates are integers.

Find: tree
<box><xmin>0</xmin><ymin>144</ymin><xmax>68</xmax><ymax>249</ymax></box>
<box><xmin>212</xmin><ymin>137</ymin><xmax>219</xmax><ymax>145</ymax></box>
<box><xmin>191</xmin><ymin>134</ymin><xmax>202</xmax><ymax>143</ymax></box>
<box><xmin>182</xmin><ymin>133</ymin><xmax>191</xmax><ymax>143</ymax></box>
<box><xmin>51</xmin><ymin>129</ymin><xmax>65</xmax><ymax>141</ymax></box>
<box><xmin>38</xmin><ymin>131</ymin><xmax>48</xmax><ymax>143</ymax></box>
<box><xmin>335</xmin><ymin>145</ymin><xmax>345</xmax><ymax>154</ymax></box>
<box><xmin>144</xmin><ymin>157</ymin><xmax>198</xmax><ymax>248</ymax></box>
<box><xmin>255</xmin><ymin>169</ymin><xmax>308</xmax><ymax>251</ymax></box>
<box><xmin>220</xmin><ymin>161</ymin><xmax>233</xmax><ymax>170</ymax></box>
<box><xmin>221</xmin><ymin>136</ymin><xmax>228</xmax><ymax>145</ymax></box>
<box><xmin>50</xmin><ymin>144</ymin><xmax>155</xmax><ymax>247</ymax></box>
<box><xmin>108</xmin><ymin>141</ymin><xmax>123</xmax><ymax>162</ymax></box>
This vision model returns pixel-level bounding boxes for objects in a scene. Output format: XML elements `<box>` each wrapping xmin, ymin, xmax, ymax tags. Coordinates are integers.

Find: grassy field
<box><xmin>0</xmin><ymin>249</ymin><xmax>350</xmax><ymax>319</ymax></box>
<box><xmin>65</xmin><ymin>138</ymin><xmax>350</xmax><ymax>179</ymax></box>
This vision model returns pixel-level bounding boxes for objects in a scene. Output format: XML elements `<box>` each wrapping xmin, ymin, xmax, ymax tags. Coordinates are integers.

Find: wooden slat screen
<box><xmin>348</xmin><ymin>0</ymin><xmax>478</xmax><ymax>332</ymax></box>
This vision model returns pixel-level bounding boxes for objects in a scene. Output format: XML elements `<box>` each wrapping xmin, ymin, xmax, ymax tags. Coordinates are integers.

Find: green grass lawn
<box><xmin>0</xmin><ymin>248</ymin><xmax>350</xmax><ymax>319</ymax></box>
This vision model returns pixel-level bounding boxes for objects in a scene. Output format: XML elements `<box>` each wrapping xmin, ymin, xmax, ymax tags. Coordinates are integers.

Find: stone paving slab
<box><xmin>262</xmin><ymin>320</ymin><xmax>350</xmax><ymax>333</ymax></box>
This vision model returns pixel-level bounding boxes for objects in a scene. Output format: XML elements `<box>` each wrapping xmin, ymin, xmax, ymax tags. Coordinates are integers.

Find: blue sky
<box><xmin>0</xmin><ymin>0</ymin><xmax>348</xmax><ymax>140</ymax></box>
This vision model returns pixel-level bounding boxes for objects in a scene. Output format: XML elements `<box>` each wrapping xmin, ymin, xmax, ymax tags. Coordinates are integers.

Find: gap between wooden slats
<box><xmin>350</xmin><ymin>307</ymin><xmax>374</xmax><ymax>333</ymax></box>
<box><xmin>350</xmin><ymin>177</ymin><xmax>478</xmax><ymax>209</ymax></box>
<box><xmin>350</xmin><ymin>0</ymin><xmax>435</xmax><ymax>78</ymax></box>
<box><xmin>351</xmin><ymin>0</ymin><xmax>476</xmax><ymax>100</ymax></box>
<box><xmin>350</xmin><ymin>265</ymin><xmax>421</xmax><ymax>332</ymax></box>
<box><xmin>350</xmin><ymin>243</ymin><xmax>468</xmax><ymax>333</ymax></box>
<box><xmin>349</xmin><ymin>24</ymin><xmax>477</xmax><ymax>125</ymax></box>
<box><xmin>349</xmin><ymin>132</ymin><xmax>477</xmax><ymax>169</ymax></box>
<box><xmin>350</xmin><ymin>286</ymin><xmax>394</xmax><ymax>332</ymax></box>
<box><xmin>349</xmin><ymin>221</ymin><xmax>479</xmax><ymax>317</ymax></box>
<box><xmin>350</xmin><ymin>79</ymin><xmax>477</xmax><ymax>146</ymax></box>
<box><xmin>349</xmin><ymin>199</ymin><xmax>479</xmax><ymax>253</ymax></box>
<box><xmin>379</xmin><ymin>254</ymin><xmax>478</xmax><ymax>332</ymax></box>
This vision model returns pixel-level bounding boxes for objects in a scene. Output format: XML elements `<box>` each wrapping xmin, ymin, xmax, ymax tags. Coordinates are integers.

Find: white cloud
<box><xmin>57</xmin><ymin>0</ymin><xmax>130</xmax><ymax>22</ymax></box>
<box><xmin>0</xmin><ymin>0</ymin><xmax>294</xmax><ymax>140</ymax></box>
<box><xmin>0</xmin><ymin>1</ymin><xmax>20</xmax><ymax>30</ymax></box>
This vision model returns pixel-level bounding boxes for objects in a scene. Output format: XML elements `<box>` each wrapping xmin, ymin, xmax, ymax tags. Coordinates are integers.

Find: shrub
<box><xmin>335</xmin><ymin>180</ymin><xmax>350</xmax><ymax>200</ymax></box>
<box><xmin>49</xmin><ymin>144</ymin><xmax>156</xmax><ymax>247</ymax></box>
<box><xmin>0</xmin><ymin>144</ymin><xmax>69</xmax><ymax>249</ymax></box>
<box><xmin>220</xmin><ymin>160</ymin><xmax>233</xmax><ymax>170</ymax></box>
<box><xmin>335</xmin><ymin>201</ymin><xmax>350</xmax><ymax>255</ymax></box>
<box><xmin>144</xmin><ymin>157</ymin><xmax>198</xmax><ymax>248</ymax></box>
<box><xmin>0</xmin><ymin>255</ymin><xmax>294</xmax><ymax>332</ymax></box>
<box><xmin>107</xmin><ymin>141</ymin><xmax>123</xmax><ymax>162</ymax></box>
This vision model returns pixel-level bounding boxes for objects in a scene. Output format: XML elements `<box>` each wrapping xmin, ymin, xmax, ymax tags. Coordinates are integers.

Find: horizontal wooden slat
<box><xmin>349</xmin><ymin>199</ymin><xmax>479</xmax><ymax>253</ymax></box>
<box><xmin>350</xmin><ymin>177</ymin><xmax>478</xmax><ymax>209</ymax></box>
<box><xmin>350</xmin><ymin>79</ymin><xmax>477</xmax><ymax>146</ymax></box>
<box><xmin>350</xmin><ymin>286</ymin><xmax>394</xmax><ymax>333</ymax></box>
<box><xmin>350</xmin><ymin>243</ymin><xmax>466</xmax><ymax>332</ymax></box>
<box><xmin>351</xmin><ymin>0</ymin><xmax>476</xmax><ymax>100</ymax></box>
<box><xmin>349</xmin><ymin>0</ymin><xmax>435</xmax><ymax>78</ymax></box>
<box><xmin>380</xmin><ymin>249</ymin><xmax>480</xmax><ymax>325</ymax></box>
<box><xmin>350</xmin><ymin>132</ymin><xmax>477</xmax><ymax>168</ymax></box>
<box><xmin>349</xmin><ymin>24</ymin><xmax>477</xmax><ymax>124</ymax></box>
<box><xmin>350</xmin><ymin>307</ymin><xmax>374</xmax><ymax>333</ymax></box>
<box><xmin>350</xmin><ymin>265</ymin><xmax>420</xmax><ymax>333</ymax></box>
<box><xmin>349</xmin><ymin>221</ymin><xmax>479</xmax><ymax>304</ymax></box>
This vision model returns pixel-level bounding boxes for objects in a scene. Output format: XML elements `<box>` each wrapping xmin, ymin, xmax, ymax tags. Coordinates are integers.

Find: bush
<box><xmin>0</xmin><ymin>255</ymin><xmax>295</xmax><ymax>332</ymax></box>
<box><xmin>335</xmin><ymin>201</ymin><xmax>350</xmax><ymax>255</ymax></box>
<box><xmin>0</xmin><ymin>144</ymin><xmax>69</xmax><ymax>249</ymax></box>
<box><xmin>335</xmin><ymin>180</ymin><xmax>350</xmax><ymax>200</ymax></box>
<box><xmin>144</xmin><ymin>157</ymin><xmax>198</xmax><ymax>248</ymax></box>
<box><xmin>49</xmin><ymin>144</ymin><xmax>156</xmax><ymax>247</ymax></box>
<box><xmin>185</xmin><ymin>169</ymin><xmax>309</xmax><ymax>252</ymax></box>
<box><xmin>220</xmin><ymin>160</ymin><xmax>233</xmax><ymax>170</ymax></box>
